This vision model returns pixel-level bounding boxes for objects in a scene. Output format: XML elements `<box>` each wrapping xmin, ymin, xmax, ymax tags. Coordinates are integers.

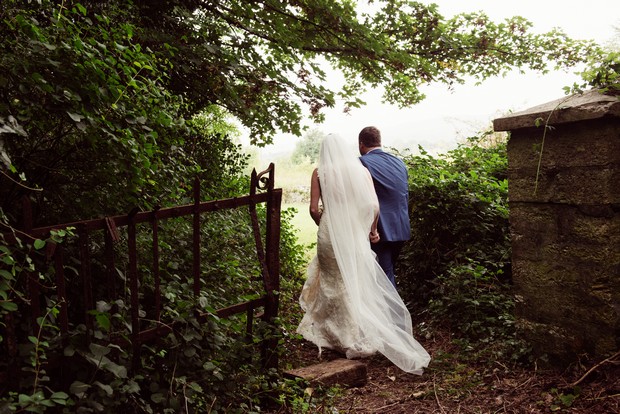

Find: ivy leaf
<box><xmin>0</xmin><ymin>269</ymin><xmax>14</xmax><ymax>280</ymax></box>
<box><xmin>0</xmin><ymin>301</ymin><xmax>18</xmax><ymax>311</ymax></box>
<box><xmin>89</xmin><ymin>342</ymin><xmax>111</xmax><ymax>358</ymax></box>
<box><xmin>122</xmin><ymin>379</ymin><xmax>140</xmax><ymax>394</ymax></box>
<box><xmin>151</xmin><ymin>393</ymin><xmax>165</xmax><ymax>403</ymax></box>
<box><xmin>33</xmin><ymin>239</ymin><xmax>46</xmax><ymax>250</ymax></box>
<box><xmin>101</xmin><ymin>357</ymin><xmax>127</xmax><ymax>379</ymax></box>
<box><xmin>1</xmin><ymin>255</ymin><xmax>15</xmax><ymax>265</ymax></box>
<box><xmin>75</xmin><ymin>3</ymin><xmax>87</xmax><ymax>16</ymax></box>
<box><xmin>69</xmin><ymin>381</ymin><xmax>91</xmax><ymax>398</ymax></box>
<box><xmin>95</xmin><ymin>313</ymin><xmax>111</xmax><ymax>332</ymax></box>
<box><xmin>83</xmin><ymin>350</ymin><xmax>128</xmax><ymax>379</ymax></box>
<box><xmin>203</xmin><ymin>361</ymin><xmax>216</xmax><ymax>371</ymax></box>
<box><xmin>50</xmin><ymin>391</ymin><xmax>69</xmax><ymax>405</ymax></box>
<box><xmin>67</xmin><ymin>112</ymin><xmax>84</xmax><ymax>122</ymax></box>
<box><xmin>94</xmin><ymin>381</ymin><xmax>113</xmax><ymax>396</ymax></box>
<box><xmin>187</xmin><ymin>382</ymin><xmax>203</xmax><ymax>393</ymax></box>
<box><xmin>18</xmin><ymin>393</ymin><xmax>33</xmax><ymax>405</ymax></box>
<box><xmin>64</xmin><ymin>345</ymin><xmax>76</xmax><ymax>356</ymax></box>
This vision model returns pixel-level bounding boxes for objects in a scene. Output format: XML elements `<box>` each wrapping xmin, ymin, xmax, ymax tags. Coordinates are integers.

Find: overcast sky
<box><xmin>255</xmin><ymin>0</ymin><xmax>619</xmax><ymax>157</ymax></box>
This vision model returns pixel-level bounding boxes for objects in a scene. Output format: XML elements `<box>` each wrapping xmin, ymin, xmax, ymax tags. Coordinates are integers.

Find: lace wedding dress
<box><xmin>298</xmin><ymin>212</ymin><xmax>376</xmax><ymax>359</ymax></box>
<box><xmin>297</xmin><ymin>134</ymin><xmax>431</xmax><ymax>374</ymax></box>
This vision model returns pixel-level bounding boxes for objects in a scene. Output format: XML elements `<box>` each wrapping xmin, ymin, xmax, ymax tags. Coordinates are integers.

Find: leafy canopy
<box><xmin>0</xmin><ymin>1</ymin><xmax>250</xmax><ymax>221</ymax></box>
<box><xmin>123</xmin><ymin>0</ymin><xmax>601</xmax><ymax>144</ymax></box>
<box><xmin>0</xmin><ymin>0</ymin><xmax>606</xmax><ymax>221</ymax></box>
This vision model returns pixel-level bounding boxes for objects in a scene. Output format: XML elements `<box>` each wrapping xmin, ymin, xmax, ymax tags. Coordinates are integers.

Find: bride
<box><xmin>297</xmin><ymin>134</ymin><xmax>431</xmax><ymax>374</ymax></box>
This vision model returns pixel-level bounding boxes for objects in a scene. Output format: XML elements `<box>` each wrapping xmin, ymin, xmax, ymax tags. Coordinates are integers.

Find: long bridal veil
<box><xmin>318</xmin><ymin>134</ymin><xmax>430</xmax><ymax>374</ymax></box>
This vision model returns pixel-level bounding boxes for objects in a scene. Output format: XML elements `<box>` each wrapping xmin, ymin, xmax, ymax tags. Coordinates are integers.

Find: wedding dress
<box><xmin>297</xmin><ymin>134</ymin><xmax>431</xmax><ymax>374</ymax></box>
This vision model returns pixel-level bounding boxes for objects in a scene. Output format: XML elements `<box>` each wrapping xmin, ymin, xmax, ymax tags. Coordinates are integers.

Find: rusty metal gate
<box><xmin>0</xmin><ymin>164</ymin><xmax>282</xmax><ymax>386</ymax></box>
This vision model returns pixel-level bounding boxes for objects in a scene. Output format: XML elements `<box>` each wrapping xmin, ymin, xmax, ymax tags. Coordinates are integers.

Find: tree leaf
<box><xmin>151</xmin><ymin>393</ymin><xmax>165</xmax><ymax>403</ymax></box>
<box><xmin>94</xmin><ymin>381</ymin><xmax>113</xmax><ymax>396</ymax></box>
<box><xmin>50</xmin><ymin>391</ymin><xmax>69</xmax><ymax>405</ymax></box>
<box><xmin>69</xmin><ymin>381</ymin><xmax>91</xmax><ymax>398</ymax></box>
<box><xmin>0</xmin><ymin>269</ymin><xmax>14</xmax><ymax>280</ymax></box>
<box><xmin>0</xmin><ymin>301</ymin><xmax>18</xmax><ymax>311</ymax></box>
<box><xmin>89</xmin><ymin>342</ymin><xmax>111</xmax><ymax>358</ymax></box>
<box><xmin>67</xmin><ymin>112</ymin><xmax>84</xmax><ymax>122</ymax></box>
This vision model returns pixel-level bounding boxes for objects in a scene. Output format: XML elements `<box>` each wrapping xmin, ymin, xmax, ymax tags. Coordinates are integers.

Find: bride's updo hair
<box><xmin>359</xmin><ymin>126</ymin><xmax>381</xmax><ymax>147</ymax></box>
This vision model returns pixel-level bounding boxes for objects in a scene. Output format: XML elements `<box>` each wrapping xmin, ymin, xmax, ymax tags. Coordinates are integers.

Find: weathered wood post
<box><xmin>493</xmin><ymin>90</ymin><xmax>620</xmax><ymax>365</ymax></box>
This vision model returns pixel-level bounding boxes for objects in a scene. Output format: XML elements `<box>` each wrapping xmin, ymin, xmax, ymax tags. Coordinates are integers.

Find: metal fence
<box><xmin>1</xmin><ymin>164</ymin><xmax>282</xmax><ymax>386</ymax></box>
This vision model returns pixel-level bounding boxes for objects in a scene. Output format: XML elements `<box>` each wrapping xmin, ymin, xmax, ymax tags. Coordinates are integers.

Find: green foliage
<box><xmin>187</xmin><ymin>107</ymin><xmax>251</xmax><ymax>200</ymax></box>
<box><xmin>277</xmin><ymin>207</ymin><xmax>312</xmax><ymax>328</ymax></box>
<box><xmin>273</xmin><ymin>378</ymin><xmax>342</xmax><ymax>413</ymax></box>
<box><xmin>401</xmin><ymin>136</ymin><xmax>509</xmax><ymax>297</ymax></box>
<box><xmin>2</xmin><ymin>0</ymin><xmax>593</xmax><ymax>146</ymax></box>
<box><xmin>0</xmin><ymin>0</ymin><xmax>604</xmax><ymax>221</ymax></box>
<box><xmin>1</xmin><ymin>0</ymin><xmax>606</xmax><ymax>410</ymax></box>
<box><xmin>282</xmin><ymin>203</ymin><xmax>317</xmax><ymax>251</ymax></box>
<box><xmin>426</xmin><ymin>261</ymin><xmax>517</xmax><ymax>354</ymax></box>
<box><xmin>291</xmin><ymin>129</ymin><xmax>326</xmax><ymax>165</ymax></box>
<box><xmin>0</xmin><ymin>225</ymin><xmax>75</xmax><ymax>412</ymax></box>
<box><xmin>0</xmin><ymin>1</ymin><xmax>250</xmax><ymax>224</ymax></box>
<box><xmin>1</xmin><ymin>197</ymin><xmax>307</xmax><ymax>412</ymax></box>
<box><xmin>541</xmin><ymin>387</ymin><xmax>581</xmax><ymax>411</ymax></box>
<box><xmin>571</xmin><ymin>50</ymin><xmax>620</xmax><ymax>95</ymax></box>
<box><xmin>1</xmin><ymin>1</ymin><xmax>185</xmax><ymax>220</ymax></box>
<box><xmin>399</xmin><ymin>134</ymin><xmax>524</xmax><ymax>361</ymax></box>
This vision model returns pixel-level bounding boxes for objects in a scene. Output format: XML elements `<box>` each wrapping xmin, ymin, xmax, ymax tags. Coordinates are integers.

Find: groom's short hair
<box><xmin>359</xmin><ymin>126</ymin><xmax>381</xmax><ymax>147</ymax></box>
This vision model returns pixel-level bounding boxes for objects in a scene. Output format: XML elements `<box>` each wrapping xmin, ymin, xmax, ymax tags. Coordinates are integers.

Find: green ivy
<box><xmin>1</xmin><ymin>188</ymin><xmax>307</xmax><ymax>413</ymax></box>
<box><xmin>399</xmin><ymin>134</ymin><xmax>527</xmax><ymax>362</ymax></box>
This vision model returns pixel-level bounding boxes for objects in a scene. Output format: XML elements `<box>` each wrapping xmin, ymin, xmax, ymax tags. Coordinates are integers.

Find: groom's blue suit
<box><xmin>360</xmin><ymin>149</ymin><xmax>410</xmax><ymax>286</ymax></box>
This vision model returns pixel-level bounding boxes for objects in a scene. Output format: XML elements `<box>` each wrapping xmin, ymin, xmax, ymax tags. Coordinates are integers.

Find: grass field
<box><xmin>256</xmin><ymin>157</ymin><xmax>318</xmax><ymax>257</ymax></box>
<box><xmin>284</xmin><ymin>201</ymin><xmax>317</xmax><ymax>258</ymax></box>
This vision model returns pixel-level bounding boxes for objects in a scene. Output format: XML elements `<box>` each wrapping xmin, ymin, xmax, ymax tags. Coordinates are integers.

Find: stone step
<box><xmin>284</xmin><ymin>358</ymin><xmax>367</xmax><ymax>388</ymax></box>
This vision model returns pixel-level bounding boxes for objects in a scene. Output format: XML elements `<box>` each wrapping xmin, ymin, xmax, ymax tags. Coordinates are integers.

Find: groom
<box><xmin>358</xmin><ymin>126</ymin><xmax>411</xmax><ymax>287</ymax></box>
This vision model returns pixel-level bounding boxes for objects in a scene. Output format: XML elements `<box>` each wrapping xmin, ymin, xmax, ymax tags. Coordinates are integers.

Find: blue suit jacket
<box><xmin>360</xmin><ymin>149</ymin><xmax>411</xmax><ymax>242</ymax></box>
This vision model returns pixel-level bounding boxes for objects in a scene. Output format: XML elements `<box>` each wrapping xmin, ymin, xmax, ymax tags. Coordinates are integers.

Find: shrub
<box><xmin>1</xmin><ymin>198</ymin><xmax>308</xmax><ymax>412</ymax></box>
<box><xmin>398</xmin><ymin>135</ymin><xmax>521</xmax><ymax>359</ymax></box>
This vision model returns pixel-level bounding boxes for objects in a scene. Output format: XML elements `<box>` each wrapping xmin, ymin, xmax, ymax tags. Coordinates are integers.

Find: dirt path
<box><xmin>281</xmin><ymin>335</ymin><xmax>620</xmax><ymax>413</ymax></box>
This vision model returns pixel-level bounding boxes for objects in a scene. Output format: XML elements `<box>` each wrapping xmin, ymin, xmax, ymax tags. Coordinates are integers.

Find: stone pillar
<box><xmin>493</xmin><ymin>90</ymin><xmax>620</xmax><ymax>365</ymax></box>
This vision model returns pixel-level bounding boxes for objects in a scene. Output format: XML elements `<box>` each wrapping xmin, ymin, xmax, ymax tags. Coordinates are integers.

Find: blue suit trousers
<box><xmin>371</xmin><ymin>240</ymin><xmax>405</xmax><ymax>287</ymax></box>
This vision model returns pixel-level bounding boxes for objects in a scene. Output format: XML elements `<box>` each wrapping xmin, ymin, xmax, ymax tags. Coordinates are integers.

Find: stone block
<box><xmin>506</xmin><ymin>119</ymin><xmax>619</xmax><ymax>170</ymax></box>
<box><xmin>505</xmin><ymin>117</ymin><xmax>620</xmax><ymax>204</ymax></box>
<box><xmin>496</xmin><ymin>89</ymin><xmax>620</xmax><ymax>365</ymax></box>
<box><xmin>571</xmin><ymin>208</ymin><xmax>618</xmax><ymax>244</ymax></box>
<box><xmin>284</xmin><ymin>358</ymin><xmax>367</xmax><ymax>388</ymax></box>
<box><xmin>513</xmin><ymin>253</ymin><xmax>620</xmax><ymax>360</ymax></box>
<box><xmin>516</xmin><ymin>319</ymin><xmax>583</xmax><ymax>366</ymax></box>
<box><xmin>517</xmin><ymin>310</ymin><xmax>619</xmax><ymax>364</ymax></box>
<box><xmin>509</xmin><ymin>204</ymin><xmax>558</xmax><ymax>260</ymax></box>
<box><xmin>494</xmin><ymin>89</ymin><xmax>620</xmax><ymax>132</ymax></box>
<box><xmin>508</xmin><ymin>166</ymin><xmax>617</xmax><ymax>204</ymax></box>
<box><xmin>513</xmin><ymin>261</ymin><xmax>580</xmax><ymax>322</ymax></box>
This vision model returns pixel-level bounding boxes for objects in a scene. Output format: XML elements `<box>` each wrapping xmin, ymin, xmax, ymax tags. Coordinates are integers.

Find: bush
<box><xmin>398</xmin><ymin>135</ymin><xmax>521</xmax><ymax>359</ymax></box>
<box><xmin>1</xmin><ymin>196</ymin><xmax>308</xmax><ymax>413</ymax></box>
